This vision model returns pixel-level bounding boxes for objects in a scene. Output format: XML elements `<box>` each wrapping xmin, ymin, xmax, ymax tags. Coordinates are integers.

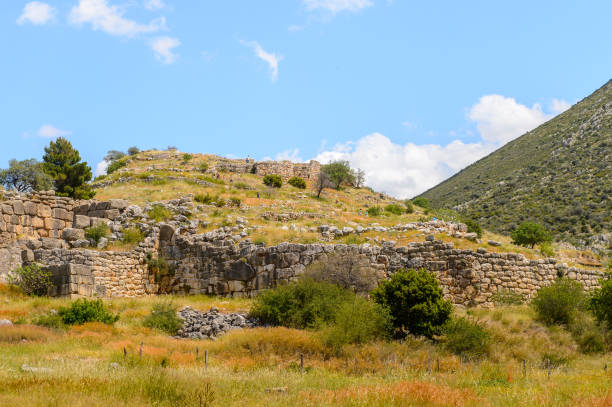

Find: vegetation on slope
<box><xmin>419</xmin><ymin>80</ymin><xmax>611</xmax><ymax>249</ymax></box>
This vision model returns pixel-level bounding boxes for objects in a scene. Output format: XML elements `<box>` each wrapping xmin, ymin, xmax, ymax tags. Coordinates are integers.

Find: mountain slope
<box><xmin>419</xmin><ymin>80</ymin><xmax>612</xmax><ymax>248</ymax></box>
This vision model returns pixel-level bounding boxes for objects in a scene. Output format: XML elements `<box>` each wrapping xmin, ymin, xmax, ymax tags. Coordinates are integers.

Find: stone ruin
<box><xmin>0</xmin><ymin>191</ymin><xmax>605</xmax><ymax>307</ymax></box>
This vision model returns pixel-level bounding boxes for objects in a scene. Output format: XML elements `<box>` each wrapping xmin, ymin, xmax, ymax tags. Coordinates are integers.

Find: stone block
<box><xmin>37</xmin><ymin>205</ymin><xmax>52</xmax><ymax>218</ymax></box>
<box><xmin>159</xmin><ymin>224</ymin><xmax>175</xmax><ymax>241</ymax></box>
<box><xmin>103</xmin><ymin>209</ymin><xmax>120</xmax><ymax>220</ymax></box>
<box><xmin>31</xmin><ymin>217</ymin><xmax>44</xmax><ymax>229</ymax></box>
<box><xmin>12</xmin><ymin>201</ymin><xmax>24</xmax><ymax>215</ymax></box>
<box><xmin>23</xmin><ymin>201</ymin><xmax>38</xmax><ymax>216</ymax></box>
<box><xmin>224</xmin><ymin>260</ymin><xmax>255</xmax><ymax>281</ymax></box>
<box><xmin>108</xmin><ymin>199</ymin><xmax>129</xmax><ymax>210</ymax></box>
<box><xmin>62</xmin><ymin>228</ymin><xmax>85</xmax><ymax>241</ymax></box>
<box><xmin>44</xmin><ymin>218</ymin><xmax>64</xmax><ymax>230</ymax></box>
<box><xmin>52</xmin><ymin>208</ymin><xmax>72</xmax><ymax>221</ymax></box>
<box><xmin>73</xmin><ymin>215</ymin><xmax>90</xmax><ymax>229</ymax></box>
<box><xmin>1</xmin><ymin>204</ymin><xmax>13</xmax><ymax>215</ymax></box>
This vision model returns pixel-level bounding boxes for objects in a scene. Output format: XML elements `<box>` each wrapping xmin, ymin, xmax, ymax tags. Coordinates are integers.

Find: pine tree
<box><xmin>42</xmin><ymin>137</ymin><xmax>95</xmax><ymax>199</ymax></box>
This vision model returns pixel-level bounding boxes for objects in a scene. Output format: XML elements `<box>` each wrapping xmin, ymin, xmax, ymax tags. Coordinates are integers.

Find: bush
<box><xmin>263</xmin><ymin>174</ymin><xmax>282</xmax><ymax>188</ymax></box>
<box><xmin>371</xmin><ymin>268</ymin><xmax>452</xmax><ymax>338</ymax></box>
<box><xmin>531</xmin><ymin>278</ymin><xmax>585</xmax><ymax>326</ymax></box>
<box><xmin>589</xmin><ymin>278</ymin><xmax>612</xmax><ymax>329</ymax></box>
<box><xmin>539</xmin><ymin>241</ymin><xmax>555</xmax><ymax>257</ymax></box>
<box><xmin>367</xmin><ymin>206</ymin><xmax>382</xmax><ymax>216</ymax></box>
<box><xmin>199</xmin><ymin>163</ymin><xmax>209</xmax><ymax>172</ymax></box>
<box><xmin>58</xmin><ymin>299</ymin><xmax>119</xmax><ymax>325</ymax></box>
<box><xmin>85</xmin><ymin>222</ymin><xmax>109</xmax><ymax>245</ymax></box>
<box><xmin>122</xmin><ymin>227</ymin><xmax>144</xmax><ymax>244</ymax></box>
<box><xmin>249</xmin><ymin>278</ymin><xmax>352</xmax><ymax>329</ymax></box>
<box><xmin>511</xmin><ymin>222</ymin><xmax>551</xmax><ymax>248</ymax></box>
<box><xmin>412</xmin><ymin>197</ymin><xmax>430</xmax><ymax>209</ymax></box>
<box><xmin>7</xmin><ymin>264</ymin><xmax>52</xmax><ymax>296</ymax></box>
<box><xmin>288</xmin><ymin>176</ymin><xmax>307</xmax><ymax>189</ymax></box>
<box><xmin>148</xmin><ymin>205</ymin><xmax>173</xmax><ymax>222</ymax></box>
<box><xmin>182</xmin><ymin>153</ymin><xmax>193</xmax><ymax>162</ymax></box>
<box><xmin>106</xmin><ymin>159</ymin><xmax>127</xmax><ymax>175</ymax></box>
<box><xmin>385</xmin><ymin>203</ymin><xmax>405</xmax><ymax>215</ymax></box>
<box><xmin>464</xmin><ymin>219</ymin><xmax>482</xmax><ymax>238</ymax></box>
<box><xmin>404</xmin><ymin>200</ymin><xmax>414</xmax><ymax>214</ymax></box>
<box><xmin>229</xmin><ymin>197</ymin><xmax>241</xmax><ymax>207</ymax></box>
<box><xmin>442</xmin><ymin>317</ymin><xmax>491</xmax><ymax>359</ymax></box>
<box><xmin>569</xmin><ymin>312</ymin><xmax>607</xmax><ymax>354</ymax></box>
<box><xmin>34</xmin><ymin>313</ymin><xmax>65</xmax><ymax>330</ymax></box>
<box><xmin>143</xmin><ymin>302</ymin><xmax>183</xmax><ymax>335</ymax></box>
<box><xmin>128</xmin><ymin>146</ymin><xmax>140</xmax><ymax>155</ymax></box>
<box><xmin>194</xmin><ymin>193</ymin><xmax>213</xmax><ymax>204</ymax></box>
<box><xmin>233</xmin><ymin>182</ymin><xmax>250</xmax><ymax>190</ymax></box>
<box><xmin>320</xmin><ymin>296</ymin><xmax>391</xmax><ymax>351</ymax></box>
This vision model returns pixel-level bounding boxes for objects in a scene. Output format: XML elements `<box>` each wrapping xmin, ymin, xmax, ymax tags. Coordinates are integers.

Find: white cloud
<box><xmin>468</xmin><ymin>95</ymin><xmax>570</xmax><ymax>145</ymax></box>
<box><xmin>304</xmin><ymin>0</ymin><xmax>373</xmax><ymax>13</ymax></box>
<box><xmin>315</xmin><ymin>133</ymin><xmax>492</xmax><ymax>199</ymax></box>
<box><xmin>17</xmin><ymin>2</ymin><xmax>56</xmax><ymax>25</ymax></box>
<box><xmin>265</xmin><ymin>149</ymin><xmax>304</xmax><ymax>163</ymax></box>
<box><xmin>312</xmin><ymin>95</ymin><xmax>572</xmax><ymax>198</ymax></box>
<box><xmin>69</xmin><ymin>0</ymin><xmax>166</xmax><ymax>37</ymax></box>
<box><xmin>37</xmin><ymin>125</ymin><xmax>71</xmax><ymax>139</ymax></box>
<box><xmin>551</xmin><ymin>98</ymin><xmax>571</xmax><ymax>114</ymax></box>
<box><xmin>150</xmin><ymin>36</ymin><xmax>180</xmax><ymax>64</ymax></box>
<box><xmin>240</xmin><ymin>40</ymin><xmax>283</xmax><ymax>82</ymax></box>
<box><xmin>95</xmin><ymin>160</ymin><xmax>109</xmax><ymax>176</ymax></box>
<box><xmin>144</xmin><ymin>0</ymin><xmax>164</xmax><ymax>10</ymax></box>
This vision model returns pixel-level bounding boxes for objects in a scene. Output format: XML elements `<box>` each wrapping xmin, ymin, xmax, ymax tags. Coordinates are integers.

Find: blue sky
<box><xmin>1</xmin><ymin>0</ymin><xmax>610</xmax><ymax>198</ymax></box>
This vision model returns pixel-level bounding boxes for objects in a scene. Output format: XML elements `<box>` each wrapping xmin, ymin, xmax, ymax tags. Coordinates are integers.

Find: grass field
<box><xmin>0</xmin><ymin>287</ymin><xmax>610</xmax><ymax>407</ymax></box>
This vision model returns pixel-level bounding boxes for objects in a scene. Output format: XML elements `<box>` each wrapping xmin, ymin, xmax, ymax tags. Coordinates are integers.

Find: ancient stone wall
<box><xmin>211</xmin><ymin>157</ymin><xmax>321</xmax><ymax>183</ymax></box>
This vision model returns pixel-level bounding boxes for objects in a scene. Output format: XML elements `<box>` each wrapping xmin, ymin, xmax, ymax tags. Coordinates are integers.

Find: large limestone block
<box><xmin>23</xmin><ymin>201</ymin><xmax>38</xmax><ymax>216</ymax></box>
<box><xmin>62</xmin><ymin>228</ymin><xmax>85</xmax><ymax>241</ymax></box>
<box><xmin>159</xmin><ymin>224</ymin><xmax>175</xmax><ymax>241</ymax></box>
<box><xmin>44</xmin><ymin>218</ymin><xmax>65</xmax><ymax>230</ymax></box>
<box><xmin>224</xmin><ymin>260</ymin><xmax>256</xmax><ymax>281</ymax></box>
<box><xmin>52</xmin><ymin>208</ymin><xmax>72</xmax><ymax>221</ymax></box>
<box><xmin>37</xmin><ymin>205</ymin><xmax>52</xmax><ymax>218</ymax></box>
<box><xmin>1</xmin><ymin>204</ymin><xmax>13</xmax><ymax>215</ymax></box>
<box><xmin>108</xmin><ymin>199</ymin><xmax>129</xmax><ymax>210</ymax></box>
<box><xmin>73</xmin><ymin>215</ymin><xmax>90</xmax><ymax>229</ymax></box>
<box><xmin>12</xmin><ymin>201</ymin><xmax>24</xmax><ymax>215</ymax></box>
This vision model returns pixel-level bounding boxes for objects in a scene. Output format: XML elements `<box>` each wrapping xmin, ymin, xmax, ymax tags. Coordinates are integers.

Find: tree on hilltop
<box><xmin>42</xmin><ymin>137</ymin><xmax>95</xmax><ymax>199</ymax></box>
<box><xmin>511</xmin><ymin>222</ymin><xmax>551</xmax><ymax>248</ymax></box>
<box><xmin>321</xmin><ymin>160</ymin><xmax>355</xmax><ymax>190</ymax></box>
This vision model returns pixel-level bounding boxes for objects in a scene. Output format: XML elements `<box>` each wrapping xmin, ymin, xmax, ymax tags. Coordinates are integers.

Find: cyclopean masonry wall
<box><xmin>212</xmin><ymin>157</ymin><xmax>321</xmax><ymax>184</ymax></box>
<box><xmin>0</xmin><ymin>192</ymin><xmax>605</xmax><ymax>305</ymax></box>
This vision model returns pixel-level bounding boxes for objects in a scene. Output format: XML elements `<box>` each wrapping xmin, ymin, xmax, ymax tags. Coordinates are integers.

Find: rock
<box><xmin>62</xmin><ymin>228</ymin><xmax>85</xmax><ymax>242</ymax></box>
<box><xmin>0</xmin><ymin>319</ymin><xmax>12</xmax><ymax>326</ymax></box>
<box><xmin>425</xmin><ymin>234</ymin><xmax>435</xmax><ymax>241</ymax></box>
<box><xmin>108</xmin><ymin>199</ymin><xmax>129</xmax><ymax>210</ymax></box>
<box><xmin>73</xmin><ymin>215</ymin><xmax>91</xmax><ymax>229</ymax></box>
<box><xmin>488</xmin><ymin>240</ymin><xmax>502</xmax><ymax>247</ymax></box>
<box><xmin>40</xmin><ymin>238</ymin><xmax>64</xmax><ymax>249</ymax></box>
<box><xmin>176</xmin><ymin>306</ymin><xmax>257</xmax><ymax>339</ymax></box>
<box><xmin>97</xmin><ymin>237</ymin><xmax>108</xmax><ymax>249</ymax></box>
<box><xmin>20</xmin><ymin>364</ymin><xmax>53</xmax><ymax>373</ymax></box>
<box><xmin>159</xmin><ymin>224</ymin><xmax>175</xmax><ymax>241</ymax></box>
<box><xmin>342</xmin><ymin>227</ymin><xmax>354</xmax><ymax>235</ymax></box>
<box><xmin>464</xmin><ymin>233</ymin><xmax>478</xmax><ymax>241</ymax></box>
<box><xmin>72</xmin><ymin>239</ymin><xmax>90</xmax><ymax>248</ymax></box>
<box><xmin>124</xmin><ymin>205</ymin><xmax>144</xmax><ymax>218</ymax></box>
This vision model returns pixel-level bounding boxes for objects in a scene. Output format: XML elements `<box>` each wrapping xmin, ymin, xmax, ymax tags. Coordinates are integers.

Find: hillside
<box><xmin>419</xmin><ymin>80</ymin><xmax>612</xmax><ymax>249</ymax></box>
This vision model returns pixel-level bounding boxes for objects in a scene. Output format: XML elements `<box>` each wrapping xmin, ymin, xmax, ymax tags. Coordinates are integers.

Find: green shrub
<box><xmin>122</xmin><ymin>227</ymin><xmax>144</xmax><ymax>244</ymax></box>
<box><xmin>569</xmin><ymin>312</ymin><xmax>607</xmax><ymax>354</ymax></box>
<box><xmin>367</xmin><ymin>206</ymin><xmax>382</xmax><ymax>216</ymax></box>
<box><xmin>128</xmin><ymin>146</ymin><xmax>140</xmax><ymax>155</ymax></box>
<box><xmin>371</xmin><ymin>268</ymin><xmax>452</xmax><ymax>338</ymax></box>
<box><xmin>194</xmin><ymin>193</ymin><xmax>213</xmax><ymax>204</ymax></box>
<box><xmin>182</xmin><ymin>153</ymin><xmax>193</xmax><ymax>162</ymax></box>
<box><xmin>249</xmin><ymin>278</ymin><xmax>352</xmax><ymax>329</ymax></box>
<box><xmin>511</xmin><ymin>222</ymin><xmax>551</xmax><ymax>248</ymax></box>
<box><xmin>34</xmin><ymin>313</ymin><xmax>66</xmax><ymax>330</ymax></box>
<box><xmin>85</xmin><ymin>222</ymin><xmax>109</xmax><ymax>245</ymax></box>
<box><xmin>412</xmin><ymin>197</ymin><xmax>430</xmax><ymax>209</ymax></box>
<box><xmin>58</xmin><ymin>299</ymin><xmax>119</xmax><ymax>325</ymax></box>
<box><xmin>106</xmin><ymin>159</ymin><xmax>127</xmax><ymax>175</ymax></box>
<box><xmin>233</xmin><ymin>182</ymin><xmax>250</xmax><ymax>190</ymax></box>
<box><xmin>589</xmin><ymin>278</ymin><xmax>612</xmax><ymax>329</ymax></box>
<box><xmin>384</xmin><ymin>203</ymin><xmax>405</xmax><ymax>215</ymax></box>
<box><xmin>148</xmin><ymin>205</ymin><xmax>173</xmax><ymax>222</ymax></box>
<box><xmin>229</xmin><ymin>197</ymin><xmax>241</xmax><ymax>207</ymax></box>
<box><xmin>320</xmin><ymin>296</ymin><xmax>391</xmax><ymax>352</ymax></box>
<box><xmin>490</xmin><ymin>289</ymin><xmax>524</xmax><ymax>306</ymax></box>
<box><xmin>7</xmin><ymin>264</ymin><xmax>52</xmax><ymax>296</ymax></box>
<box><xmin>263</xmin><ymin>174</ymin><xmax>282</xmax><ymax>188</ymax></box>
<box><xmin>288</xmin><ymin>176</ymin><xmax>306</xmax><ymax>189</ymax></box>
<box><xmin>199</xmin><ymin>163</ymin><xmax>209</xmax><ymax>172</ymax></box>
<box><xmin>464</xmin><ymin>219</ymin><xmax>482</xmax><ymax>238</ymax></box>
<box><xmin>404</xmin><ymin>200</ymin><xmax>414</xmax><ymax>214</ymax></box>
<box><xmin>531</xmin><ymin>278</ymin><xmax>585</xmax><ymax>326</ymax></box>
<box><xmin>442</xmin><ymin>317</ymin><xmax>491</xmax><ymax>359</ymax></box>
<box><xmin>143</xmin><ymin>302</ymin><xmax>183</xmax><ymax>335</ymax></box>
<box><xmin>539</xmin><ymin>241</ymin><xmax>555</xmax><ymax>257</ymax></box>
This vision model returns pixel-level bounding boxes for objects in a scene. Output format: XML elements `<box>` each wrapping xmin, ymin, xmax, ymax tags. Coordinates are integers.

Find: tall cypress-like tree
<box><xmin>42</xmin><ymin>137</ymin><xmax>95</xmax><ymax>199</ymax></box>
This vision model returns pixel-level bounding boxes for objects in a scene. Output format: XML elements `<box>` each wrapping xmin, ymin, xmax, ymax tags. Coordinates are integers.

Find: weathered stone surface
<box><xmin>176</xmin><ymin>306</ymin><xmax>256</xmax><ymax>339</ymax></box>
<box><xmin>159</xmin><ymin>224</ymin><xmax>175</xmax><ymax>241</ymax></box>
<box><xmin>73</xmin><ymin>215</ymin><xmax>90</xmax><ymax>229</ymax></box>
<box><xmin>108</xmin><ymin>199</ymin><xmax>129</xmax><ymax>210</ymax></box>
<box><xmin>62</xmin><ymin>228</ymin><xmax>85</xmax><ymax>242</ymax></box>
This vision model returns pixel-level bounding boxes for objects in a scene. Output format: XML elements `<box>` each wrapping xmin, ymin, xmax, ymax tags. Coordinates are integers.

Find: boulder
<box><xmin>62</xmin><ymin>228</ymin><xmax>85</xmax><ymax>242</ymax></box>
<box><xmin>488</xmin><ymin>240</ymin><xmax>502</xmax><ymax>247</ymax></box>
<box><xmin>159</xmin><ymin>224</ymin><xmax>175</xmax><ymax>241</ymax></box>
<box><xmin>108</xmin><ymin>199</ymin><xmax>129</xmax><ymax>210</ymax></box>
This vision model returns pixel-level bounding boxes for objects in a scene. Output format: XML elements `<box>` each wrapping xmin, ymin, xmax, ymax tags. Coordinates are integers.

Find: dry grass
<box><xmin>0</xmin><ymin>324</ymin><xmax>56</xmax><ymax>343</ymax></box>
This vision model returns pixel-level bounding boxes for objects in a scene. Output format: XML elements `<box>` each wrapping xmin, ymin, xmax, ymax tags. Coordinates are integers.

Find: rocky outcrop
<box><xmin>176</xmin><ymin>306</ymin><xmax>255</xmax><ymax>339</ymax></box>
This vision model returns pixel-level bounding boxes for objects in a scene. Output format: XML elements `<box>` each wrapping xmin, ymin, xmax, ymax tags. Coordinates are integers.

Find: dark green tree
<box><xmin>589</xmin><ymin>278</ymin><xmax>612</xmax><ymax>328</ymax></box>
<box><xmin>511</xmin><ymin>222</ymin><xmax>551</xmax><ymax>248</ymax></box>
<box><xmin>127</xmin><ymin>146</ymin><xmax>140</xmax><ymax>155</ymax></box>
<box><xmin>42</xmin><ymin>137</ymin><xmax>95</xmax><ymax>199</ymax></box>
<box><xmin>104</xmin><ymin>150</ymin><xmax>125</xmax><ymax>162</ymax></box>
<box><xmin>0</xmin><ymin>159</ymin><xmax>53</xmax><ymax>192</ymax></box>
<box><xmin>371</xmin><ymin>268</ymin><xmax>452</xmax><ymax>338</ymax></box>
<box><xmin>321</xmin><ymin>161</ymin><xmax>355</xmax><ymax>190</ymax></box>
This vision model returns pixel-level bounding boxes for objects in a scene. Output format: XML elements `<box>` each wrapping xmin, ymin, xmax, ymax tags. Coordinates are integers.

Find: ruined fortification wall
<box><xmin>0</xmin><ymin>193</ymin><xmax>605</xmax><ymax>305</ymax></box>
<box><xmin>211</xmin><ymin>157</ymin><xmax>321</xmax><ymax>183</ymax></box>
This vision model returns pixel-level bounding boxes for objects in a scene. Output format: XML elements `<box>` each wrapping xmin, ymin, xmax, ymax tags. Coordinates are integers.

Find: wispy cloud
<box><xmin>240</xmin><ymin>40</ymin><xmax>283</xmax><ymax>82</ymax></box>
<box><xmin>150</xmin><ymin>36</ymin><xmax>180</xmax><ymax>64</ymax></box>
<box><xmin>144</xmin><ymin>0</ymin><xmax>165</xmax><ymax>10</ymax></box>
<box><xmin>303</xmin><ymin>0</ymin><xmax>373</xmax><ymax>13</ymax></box>
<box><xmin>37</xmin><ymin>125</ymin><xmax>71</xmax><ymax>139</ymax></box>
<box><xmin>69</xmin><ymin>0</ymin><xmax>166</xmax><ymax>37</ymax></box>
<box><xmin>17</xmin><ymin>2</ymin><xmax>56</xmax><ymax>25</ymax></box>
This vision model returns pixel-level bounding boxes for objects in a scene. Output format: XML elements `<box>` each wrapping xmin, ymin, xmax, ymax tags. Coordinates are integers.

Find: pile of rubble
<box><xmin>175</xmin><ymin>306</ymin><xmax>257</xmax><ymax>340</ymax></box>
